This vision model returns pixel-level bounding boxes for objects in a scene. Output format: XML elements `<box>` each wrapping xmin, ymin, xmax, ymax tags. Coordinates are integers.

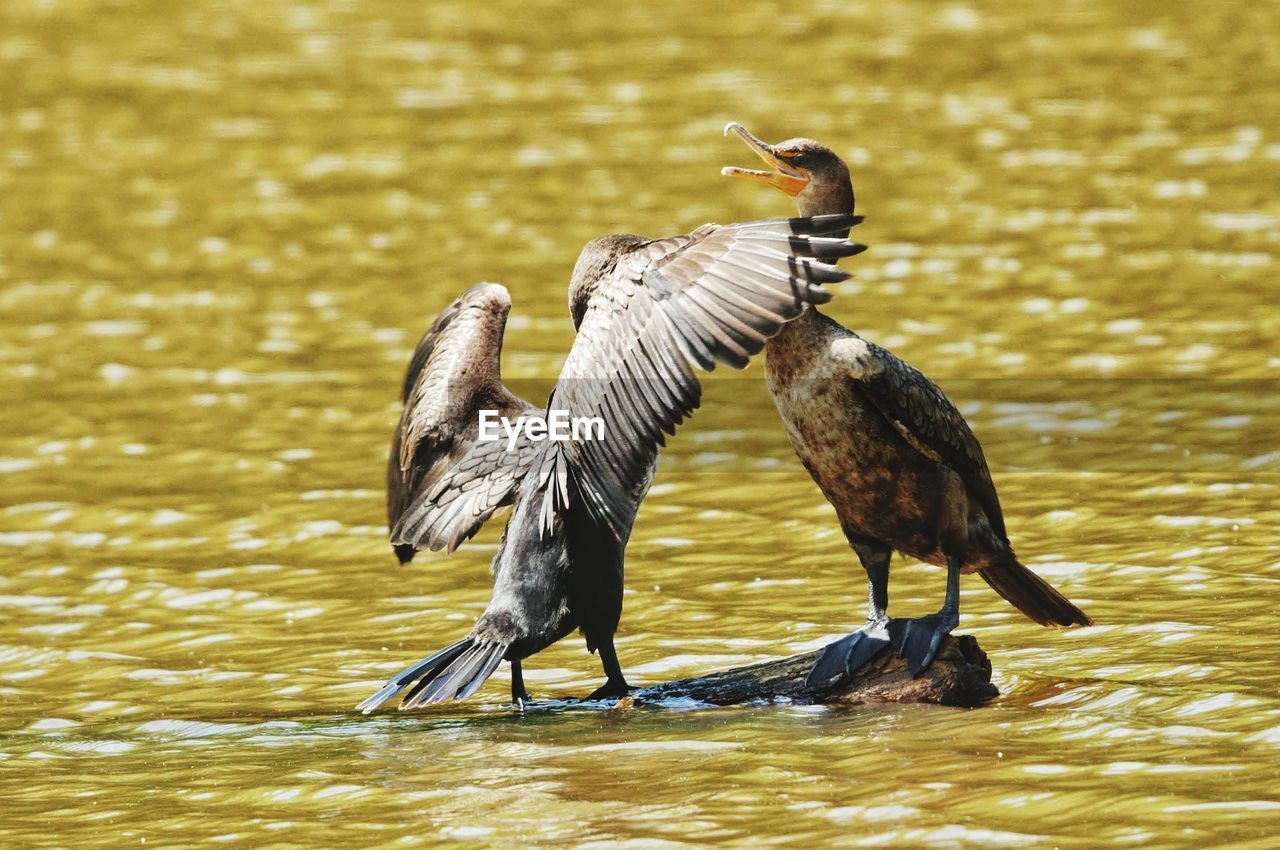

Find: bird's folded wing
<box><xmin>392</xmin><ymin>424</ymin><xmax>543</xmax><ymax>553</ymax></box>
<box><xmin>386</xmin><ymin>283</ymin><xmax>538</xmax><ymax>558</ymax></box>
<box><xmin>539</xmin><ymin>213</ymin><xmax>866</xmax><ymax>537</ymax></box>
<box><xmin>851</xmin><ymin>339</ymin><xmax>1007</xmax><ymax>541</ymax></box>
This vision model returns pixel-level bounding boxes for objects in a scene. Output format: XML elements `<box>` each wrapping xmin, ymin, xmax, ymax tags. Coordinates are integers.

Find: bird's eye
<box><xmin>791</xmin><ymin>153</ymin><xmax>808</xmax><ymax>168</ymax></box>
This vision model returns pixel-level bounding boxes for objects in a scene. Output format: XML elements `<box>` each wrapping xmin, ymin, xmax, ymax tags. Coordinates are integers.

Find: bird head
<box><xmin>721</xmin><ymin>122</ymin><xmax>854</xmax><ymax>217</ymax></box>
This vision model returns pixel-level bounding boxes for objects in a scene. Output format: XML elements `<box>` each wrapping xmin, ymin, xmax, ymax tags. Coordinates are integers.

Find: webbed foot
<box><xmin>585</xmin><ymin>678</ymin><xmax>634</xmax><ymax>701</ymax></box>
<box><xmin>887</xmin><ymin>610</ymin><xmax>959</xmax><ymax>677</ymax></box>
<box><xmin>806</xmin><ymin>624</ymin><xmax>892</xmax><ymax>687</ymax></box>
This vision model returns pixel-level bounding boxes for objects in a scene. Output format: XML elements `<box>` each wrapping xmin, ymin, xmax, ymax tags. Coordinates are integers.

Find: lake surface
<box><xmin>1</xmin><ymin>0</ymin><xmax>1278</xmax><ymax>846</ymax></box>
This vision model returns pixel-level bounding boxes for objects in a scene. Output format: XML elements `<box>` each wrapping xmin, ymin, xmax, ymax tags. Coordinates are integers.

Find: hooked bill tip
<box><xmin>723</xmin><ymin>121</ymin><xmax>744</xmax><ymax>137</ymax></box>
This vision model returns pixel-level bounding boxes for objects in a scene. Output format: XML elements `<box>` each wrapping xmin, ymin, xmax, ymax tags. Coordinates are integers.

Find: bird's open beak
<box><xmin>721</xmin><ymin>122</ymin><xmax>810</xmax><ymax>197</ymax></box>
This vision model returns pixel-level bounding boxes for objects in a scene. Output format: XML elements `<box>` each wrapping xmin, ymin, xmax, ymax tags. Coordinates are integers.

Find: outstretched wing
<box><xmin>386</xmin><ymin>283</ymin><xmax>540</xmax><ymax>562</ymax></box>
<box><xmin>844</xmin><ymin>336</ymin><xmax>1007</xmax><ymax>541</ymax></box>
<box><xmin>538</xmin><ymin>213</ymin><xmax>866</xmax><ymax>537</ymax></box>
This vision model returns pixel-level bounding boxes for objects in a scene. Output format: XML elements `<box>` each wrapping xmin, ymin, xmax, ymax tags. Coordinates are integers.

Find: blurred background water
<box><xmin>1</xmin><ymin>0</ymin><xmax>1277</xmax><ymax>846</ymax></box>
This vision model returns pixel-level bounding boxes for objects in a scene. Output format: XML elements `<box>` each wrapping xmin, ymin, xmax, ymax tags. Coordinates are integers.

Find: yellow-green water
<box><xmin>2</xmin><ymin>0</ymin><xmax>1278</xmax><ymax>846</ymax></box>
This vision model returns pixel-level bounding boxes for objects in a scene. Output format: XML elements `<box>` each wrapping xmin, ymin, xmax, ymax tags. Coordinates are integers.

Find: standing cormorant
<box><xmin>722</xmin><ymin>122</ymin><xmax>1091</xmax><ymax>683</ymax></box>
<box><xmin>361</xmin><ymin>213</ymin><xmax>865</xmax><ymax>711</ymax></box>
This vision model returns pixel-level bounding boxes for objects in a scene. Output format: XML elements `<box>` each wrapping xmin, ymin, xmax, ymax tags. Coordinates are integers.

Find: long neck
<box><xmin>797</xmin><ymin>178</ymin><xmax>854</xmax><ymax>218</ymax></box>
<box><xmin>770</xmin><ymin>304</ymin><xmax>827</xmax><ymax>350</ymax></box>
<box><xmin>770</xmin><ymin>180</ymin><xmax>855</xmax><ymax>346</ymax></box>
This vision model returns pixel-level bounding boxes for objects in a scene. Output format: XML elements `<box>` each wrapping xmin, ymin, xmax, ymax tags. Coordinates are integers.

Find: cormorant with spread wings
<box><xmin>722</xmin><ymin>123</ymin><xmax>1090</xmax><ymax>685</ymax></box>
<box><xmin>360</xmin><ymin>212</ymin><xmax>865</xmax><ymax>711</ymax></box>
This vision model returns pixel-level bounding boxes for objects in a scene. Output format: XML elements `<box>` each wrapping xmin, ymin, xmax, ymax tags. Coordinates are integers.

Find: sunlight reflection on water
<box><xmin>1</xmin><ymin>0</ymin><xmax>1278</xmax><ymax>846</ymax></box>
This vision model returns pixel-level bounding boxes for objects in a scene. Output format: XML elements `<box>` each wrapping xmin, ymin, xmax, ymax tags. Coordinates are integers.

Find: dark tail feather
<box><xmin>356</xmin><ymin>637</ymin><xmax>472</xmax><ymax>713</ymax></box>
<box><xmin>979</xmin><ymin>556</ymin><xmax>1093</xmax><ymax>627</ymax></box>
<box><xmin>456</xmin><ymin>649</ymin><xmax>505</xmax><ymax>701</ymax></box>
<box><xmin>393</xmin><ymin>543</ymin><xmax>417</xmax><ymax>564</ymax></box>
<box><xmin>401</xmin><ymin>640</ymin><xmax>507</xmax><ymax>709</ymax></box>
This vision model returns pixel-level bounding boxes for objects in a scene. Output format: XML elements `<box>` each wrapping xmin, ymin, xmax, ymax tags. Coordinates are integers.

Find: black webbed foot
<box><xmin>806</xmin><ymin>624</ymin><xmax>892</xmax><ymax>687</ymax></box>
<box><xmin>887</xmin><ymin>610</ymin><xmax>959</xmax><ymax>677</ymax></box>
<box><xmin>585</xmin><ymin>678</ymin><xmax>634</xmax><ymax>701</ymax></box>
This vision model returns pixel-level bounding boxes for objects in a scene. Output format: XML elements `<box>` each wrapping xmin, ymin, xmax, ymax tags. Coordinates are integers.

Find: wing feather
<box><xmin>851</xmin><ymin>339</ymin><xmax>1007</xmax><ymax>541</ymax></box>
<box><xmin>538</xmin><ymin>214</ymin><xmax>865</xmax><ymax>536</ymax></box>
<box><xmin>386</xmin><ymin>283</ymin><xmax>542</xmax><ymax>560</ymax></box>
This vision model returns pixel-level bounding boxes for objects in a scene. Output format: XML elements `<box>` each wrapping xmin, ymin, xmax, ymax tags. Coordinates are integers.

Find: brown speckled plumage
<box><xmin>767</xmin><ymin>309</ymin><xmax>994</xmax><ymax>571</ymax></box>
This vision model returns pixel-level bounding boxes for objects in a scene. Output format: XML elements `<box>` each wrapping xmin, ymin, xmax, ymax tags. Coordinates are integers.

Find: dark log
<box><xmin>626</xmin><ymin>633</ymin><xmax>998</xmax><ymax>708</ymax></box>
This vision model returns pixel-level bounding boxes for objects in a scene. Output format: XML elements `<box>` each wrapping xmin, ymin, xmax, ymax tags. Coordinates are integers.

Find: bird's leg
<box><xmin>888</xmin><ymin>553</ymin><xmax>962</xmax><ymax>677</ymax></box>
<box><xmin>865</xmin><ymin>556</ymin><xmax>890</xmax><ymax>629</ymax></box>
<box><xmin>585</xmin><ymin>635</ymin><xmax>633</xmax><ymax>700</ymax></box>
<box><xmin>806</xmin><ymin>541</ymin><xmax>893</xmax><ymax>687</ymax></box>
<box><xmin>510</xmin><ymin>659</ymin><xmax>531</xmax><ymax>711</ymax></box>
